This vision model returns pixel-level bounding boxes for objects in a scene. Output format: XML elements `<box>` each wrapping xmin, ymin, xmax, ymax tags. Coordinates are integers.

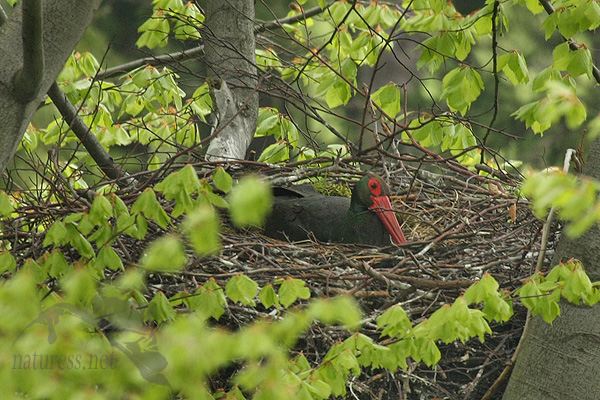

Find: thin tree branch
<box><xmin>481</xmin><ymin>0</ymin><xmax>500</xmax><ymax>163</ymax></box>
<box><xmin>96</xmin><ymin>45</ymin><xmax>205</xmax><ymax>80</ymax></box>
<box><xmin>47</xmin><ymin>81</ymin><xmax>137</xmax><ymax>189</ymax></box>
<box><xmin>254</xmin><ymin>2</ymin><xmax>333</xmax><ymax>33</ymax></box>
<box><xmin>13</xmin><ymin>0</ymin><xmax>44</xmax><ymax>103</ymax></box>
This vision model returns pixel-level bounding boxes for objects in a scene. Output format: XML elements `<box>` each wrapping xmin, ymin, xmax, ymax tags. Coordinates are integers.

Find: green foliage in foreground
<box><xmin>522</xmin><ymin>170</ymin><xmax>600</xmax><ymax>238</ymax></box>
<box><xmin>1</xmin><ymin>166</ymin><xmax>599</xmax><ymax>399</ymax></box>
<box><xmin>4</xmin><ymin>0</ymin><xmax>600</xmax><ymax>397</ymax></box>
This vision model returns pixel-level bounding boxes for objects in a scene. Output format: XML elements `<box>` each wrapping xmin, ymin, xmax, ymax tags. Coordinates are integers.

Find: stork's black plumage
<box><xmin>263</xmin><ymin>174</ymin><xmax>406</xmax><ymax>246</ymax></box>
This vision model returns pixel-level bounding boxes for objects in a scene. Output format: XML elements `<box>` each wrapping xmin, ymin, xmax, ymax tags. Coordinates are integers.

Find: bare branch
<box><xmin>47</xmin><ymin>81</ymin><xmax>137</xmax><ymax>189</ymax></box>
<box><xmin>254</xmin><ymin>2</ymin><xmax>333</xmax><ymax>33</ymax></box>
<box><xmin>96</xmin><ymin>45</ymin><xmax>205</xmax><ymax>80</ymax></box>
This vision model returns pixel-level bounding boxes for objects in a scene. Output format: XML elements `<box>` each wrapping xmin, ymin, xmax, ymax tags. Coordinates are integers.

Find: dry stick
<box><xmin>482</xmin><ymin>148</ymin><xmax>576</xmax><ymax>400</ymax></box>
<box><xmin>47</xmin><ymin>82</ymin><xmax>137</xmax><ymax>189</ymax></box>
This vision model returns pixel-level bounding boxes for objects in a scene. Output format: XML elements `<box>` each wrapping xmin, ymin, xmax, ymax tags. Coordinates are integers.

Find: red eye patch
<box><xmin>368</xmin><ymin>178</ymin><xmax>382</xmax><ymax>196</ymax></box>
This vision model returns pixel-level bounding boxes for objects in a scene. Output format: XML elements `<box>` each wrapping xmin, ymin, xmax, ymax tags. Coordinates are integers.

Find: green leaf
<box><xmin>0</xmin><ymin>191</ymin><xmax>15</xmax><ymax>217</ymax></box>
<box><xmin>43</xmin><ymin>221</ymin><xmax>69</xmax><ymax>247</ymax></box>
<box><xmin>541</xmin><ymin>11</ymin><xmax>559</xmax><ymax>39</ymax></box>
<box><xmin>511</xmin><ymin>101</ymin><xmax>549</xmax><ymax>134</ymax></box>
<box><xmin>557</xmin><ymin>9</ymin><xmax>579</xmax><ymax>38</ymax></box>
<box><xmin>141</xmin><ymin>235</ymin><xmax>186</xmax><ymax>272</ymax></box>
<box><xmin>420</xmin><ymin>339</ymin><xmax>441</xmax><ymax>367</ymax></box>
<box><xmin>580</xmin><ymin>1</ymin><xmax>600</xmax><ymax>30</ymax></box>
<box><xmin>517</xmin><ymin>278</ymin><xmax>542</xmax><ymax>311</ymax></box>
<box><xmin>213</xmin><ymin>167</ymin><xmax>233</xmax><ymax>193</ymax></box>
<box><xmin>567</xmin><ymin>47</ymin><xmax>593</xmax><ymax>78</ymax></box>
<box><xmin>305</xmin><ymin>377</ymin><xmax>331</xmax><ymax>399</ymax></box>
<box><xmin>77</xmin><ymin>213</ymin><xmax>95</xmax><ymax>236</ymax></box>
<box><xmin>498</xmin><ymin>51</ymin><xmax>529</xmax><ymax>85</ymax></box>
<box><xmin>201</xmin><ymin>187</ymin><xmax>229</xmax><ymax>209</ymax></box>
<box><xmin>256</xmin><ymin>47</ymin><xmax>281</xmax><ymax>70</ymax></box>
<box><xmin>187</xmin><ymin>280</ymin><xmax>227</xmax><ymax>320</ymax></box>
<box><xmin>255</xmin><ymin>107</ymin><xmax>280</xmax><ymax>137</ymax></box>
<box><xmin>226</xmin><ymin>274</ymin><xmax>258</xmax><ymax>306</ymax></box>
<box><xmin>440</xmin><ymin>66</ymin><xmax>484</xmax><ymax>115</ymax></box>
<box><xmin>115</xmin><ymin>269</ymin><xmax>146</xmax><ymax>291</ymax></box>
<box><xmin>553</xmin><ymin>42</ymin><xmax>593</xmax><ymax>78</ymax></box>
<box><xmin>131</xmin><ymin>189</ymin><xmax>171</xmax><ymax>229</ymax></box>
<box><xmin>532</xmin><ymin>67</ymin><xmax>561</xmax><ymax>92</ymax></box>
<box><xmin>43</xmin><ymin>250</ymin><xmax>69</xmax><ymax>278</ymax></box>
<box><xmin>62</xmin><ymin>267</ymin><xmax>98</xmax><ymax>305</ymax></box>
<box><xmin>0</xmin><ymin>251</ymin><xmax>17</xmax><ymax>274</ymax></box>
<box><xmin>257</xmin><ymin>141</ymin><xmax>289</xmax><ymax>163</ymax></box>
<box><xmin>96</xmin><ymin>245</ymin><xmax>124</xmax><ymax>271</ymax></box>
<box><xmin>156</xmin><ymin>165</ymin><xmax>201</xmax><ymax>200</ymax></box>
<box><xmin>371</xmin><ymin>84</ymin><xmax>401</xmax><ymax>118</ymax></box>
<box><xmin>546</xmin><ymin>263</ymin><xmax>571</xmax><ymax>282</ymax></box>
<box><xmin>377</xmin><ymin>304</ymin><xmax>412</xmax><ymax>338</ymax></box>
<box><xmin>326</xmin><ymin>81</ymin><xmax>351</xmax><ymax>109</ymax></box>
<box><xmin>315</xmin><ymin>364</ymin><xmax>346</xmax><ymax>396</ymax></box>
<box><xmin>134</xmin><ymin>214</ymin><xmax>148</xmax><ymax>239</ymax></box>
<box><xmin>182</xmin><ymin>205</ymin><xmax>221</xmax><ymax>256</ymax></box>
<box><xmin>89</xmin><ymin>224</ymin><xmax>113</xmax><ymax>247</ymax></box>
<box><xmin>144</xmin><ymin>291</ymin><xmax>176</xmax><ymax>323</ymax></box>
<box><xmin>116</xmin><ymin>213</ymin><xmax>137</xmax><ymax>236</ymax></box>
<box><xmin>308</xmin><ymin>296</ymin><xmax>363</xmax><ymax>330</ymax></box>
<box><xmin>259</xmin><ymin>284</ymin><xmax>279</xmax><ymax>309</ymax></box>
<box><xmin>410</xmin><ymin>117</ymin><xmax>444</xmax><ymax>147</ymax></box>
<box><xmin>65</xmin><ymin>223</ymin><xmax>95</xmax><ymax>258</ymax></box>
<box><xmin>136</xmin><ymin>11</ymin><xmax>170</xmax><ymax>49</ymax></box>
<box><xmin>464</xmin><ymin>272</ymin><xmax>499</xmax><ymax>304</ymax></box>
<box><xmin>227</xmin><ymin>175</ymin><xmax>273</xmax><ymax>228</ymax></box>
<box><xmin>521</xmin><ymin>172</ymin><xmax>600</xmax><ymax>237</ymax></box>
<box><xmin>416</xmin><ymin>44</ymin><xmax>445</xmax><ymax>74</ymax></box>
<box><xmin>279</xmin><ymin>277</ymin><xmax>312</xmax><ymax>308</ymax></box>
<box><xmin>466</xmin><ymin>308</ymin><xmax>492</xmax><ymax>341</ymax></box>
<box><xmin>563</xmin><ymin>267</ymin><xmax>594</xmax><ymax>304</ymax></box>
<box><xmin>481</xmin><ymin>292</ymin><xmax>513</xmax><ymax>322</ymax></box>
<box><xmin>21</xmin><ymin>259</ymin><xmax>46</xmax><ymax>284</ymax></box>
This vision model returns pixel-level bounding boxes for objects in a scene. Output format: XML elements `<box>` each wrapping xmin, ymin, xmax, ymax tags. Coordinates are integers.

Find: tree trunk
<box><xmin>0</xmin><ymin>0</ymin><xmax>102</xmax><ymax>176</ymax></box>
<box><xmin>202</xmin><ymin>0</ymin><xmax>259</xmax><ymax>162</ymax></box>
<box><xmin>503</xmin><ymin>137</ymin><xmax>600</xmax><ymax>399</ymax></box>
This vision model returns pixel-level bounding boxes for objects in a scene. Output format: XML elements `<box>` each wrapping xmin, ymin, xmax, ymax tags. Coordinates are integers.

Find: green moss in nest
<box><xmin>312</xmin><ymin>180</ymin><xmax>352</xmax><ymax>198</ymax></box>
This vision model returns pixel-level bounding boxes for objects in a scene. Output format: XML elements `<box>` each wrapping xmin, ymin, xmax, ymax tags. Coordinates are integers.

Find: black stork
<box><xmin>263</xmin><ymin>173</ymin><xmax>407</xmax><ymax>246</ymax></box>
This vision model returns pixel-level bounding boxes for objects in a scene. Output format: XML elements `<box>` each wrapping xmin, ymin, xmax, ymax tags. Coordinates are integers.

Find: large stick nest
<box><xmin>3</xmin><ymin>154</ymin><xmax>557</xmax><ymax>400</ymax></box>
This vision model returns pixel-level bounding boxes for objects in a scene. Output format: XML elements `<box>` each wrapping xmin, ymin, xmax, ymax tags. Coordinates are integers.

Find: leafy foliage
<box><xmin>3</xmin><ymin>164</ymin><xmax>598</xmax><ymax>398</ymax></box>
<box><xmin>4</xmin><ymin>0</ymin><xmax>600</xmax><ymax>398</ymax></box>
<box><xmin>522</xmin><ymin>170</ymin><xmax>600</xmax><ymax>237</ymax></box>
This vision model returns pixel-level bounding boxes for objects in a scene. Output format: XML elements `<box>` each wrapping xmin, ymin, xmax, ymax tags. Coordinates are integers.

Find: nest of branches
<box><xmin>3</xmin><ymin>148</ymin><xmax>557</xmax><ymax>400</ymax></box>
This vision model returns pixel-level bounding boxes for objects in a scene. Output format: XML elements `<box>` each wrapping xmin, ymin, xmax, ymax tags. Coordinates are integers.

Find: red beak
<box><xmin>370</xmin><ymin>196</ymin><xmax>407</xmax><ymax>245</ymax></box>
